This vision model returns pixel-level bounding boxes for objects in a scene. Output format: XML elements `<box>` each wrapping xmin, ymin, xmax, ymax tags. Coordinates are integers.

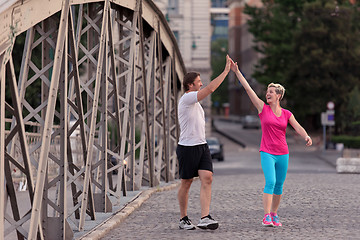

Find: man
<box><xmin>177</xmin><ymin>55</ymin><xmax>231</xmax><ymax>230</ymax></box>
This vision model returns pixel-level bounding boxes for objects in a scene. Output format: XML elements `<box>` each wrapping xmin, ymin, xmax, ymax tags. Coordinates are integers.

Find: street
<box><xmin>101</xmin><ymin>120</ymin><xmax>360</xmax><ymax>240</ymax></box>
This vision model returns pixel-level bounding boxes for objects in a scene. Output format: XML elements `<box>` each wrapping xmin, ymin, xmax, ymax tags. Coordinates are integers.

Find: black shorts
<box><xmin>176</xmin><ymin>143</ymin><xmax>213</xmax><ymax>179</ymax></box>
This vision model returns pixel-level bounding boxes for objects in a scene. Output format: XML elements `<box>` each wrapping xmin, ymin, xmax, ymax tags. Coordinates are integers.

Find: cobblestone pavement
<box><xmin>101</xmin><ymin>131</ymin><xmax>360</xmax><ymax>240</ymax></box>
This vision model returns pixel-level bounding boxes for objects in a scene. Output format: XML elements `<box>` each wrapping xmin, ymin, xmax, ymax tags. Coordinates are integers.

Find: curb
<box><xmin>315</xmin><ymin>150</ymin><xmax>341</xmax><ymax>168</ymax></box>
<box><xmin>78</xmin><ymin>181</ymin><xmax>181</xmax><ymax>240</ymax></box>
<box><xmin>336</xmin><ymin>157</ymin><xmax>360</xmax><ymax>173</ymax></box>
<box><xmin>212</xmin><ymin>123</ymin><xmax>246</xmax><ymax>148</ymax></box>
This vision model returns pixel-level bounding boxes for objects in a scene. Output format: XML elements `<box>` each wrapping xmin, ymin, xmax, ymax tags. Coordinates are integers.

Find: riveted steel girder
<box><xmin>0</xmin><ymin>0</ymin><xmax>184</xmax><ymax>239</ymax></box>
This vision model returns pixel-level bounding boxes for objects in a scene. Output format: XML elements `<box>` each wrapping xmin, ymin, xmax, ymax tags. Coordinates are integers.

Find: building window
<box><xmin>211</xmin><ymin>18</ymin><xmax>228</xmax><ymax>41</ymax></box>
<box><xmin>168</xmin><ymin>0</ymin><xmax>178</xmax><ymax>14</ymax></box>
<box><xmin>211</xmin><ymin>0</ymin><xmax>227</xmax><ymax>8</ymax></box>
<box><xmin>173</xmin><ymin>31</ymin><xmax>179</xmax><ymax>43</ymax></box>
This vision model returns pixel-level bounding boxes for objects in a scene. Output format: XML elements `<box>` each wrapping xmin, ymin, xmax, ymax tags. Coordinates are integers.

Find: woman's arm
<box><xmin>231</xmin><ymin>61</ymin><xmax>264</xmax><ymax>113</ymax></box>
<box><xmin>288</xmin><ymin>115</ymin><xmax>312</xmax><ymax>146</ymax></box>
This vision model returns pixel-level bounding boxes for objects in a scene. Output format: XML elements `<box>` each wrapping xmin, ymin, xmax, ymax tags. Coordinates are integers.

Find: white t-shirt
<box><xmin>178</xmin><ymin>91</ymin><xmax>206</xmax><ymax>146</ymax></box>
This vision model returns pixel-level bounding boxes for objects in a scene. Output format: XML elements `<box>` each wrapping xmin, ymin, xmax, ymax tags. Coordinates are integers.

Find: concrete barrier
<box><xmin>336</xmin><ymin>157</ymin><xmax>360</xmax><ymax>173</ymax></box>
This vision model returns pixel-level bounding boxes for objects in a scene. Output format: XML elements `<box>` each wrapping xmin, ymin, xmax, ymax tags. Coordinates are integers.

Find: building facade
<box><xmin>153</xmin><ymin>0</ymin><xmax>213</xmax><ymax>134</ymax></box>
<box><xmin>228</xmin><ymin>0</ymin><xmax>263</xmax><ymax>116</ymax></box>
<box><xmin>211</xmin><ymin>0</ymin><xmax>229</xmax><ymax>41</ymax></box>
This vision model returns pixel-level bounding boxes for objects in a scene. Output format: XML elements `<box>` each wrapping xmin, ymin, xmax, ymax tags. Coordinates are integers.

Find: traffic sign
<box><xmin>327</xmin><ymin>101</ymin><xmax>334</xmax><ymax>110</ymax></box>
<box><xmin>321</xmin><ymin>110</ymin><xmax>335</xmax><ymax>126</ymax></box>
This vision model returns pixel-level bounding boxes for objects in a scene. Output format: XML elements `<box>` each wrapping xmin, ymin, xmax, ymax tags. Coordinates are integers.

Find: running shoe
<box><xmin>197</xmin><ymin>215</ymin><xmax>219</xmax><ymax>230</ymax></box>
<box><xmin>271</xmin><ymin>213</ymin><xmax>282</xmax><ymax>227</ymax></box>
<box><xmin>179</xmin><ymin>216</ymin><xmax>196</xmax><ymax>230</ymax></box>
<box><xmin>262</xmin><ymin>214</ymin><xmax>273</xmax><ymax>227</ymax></box>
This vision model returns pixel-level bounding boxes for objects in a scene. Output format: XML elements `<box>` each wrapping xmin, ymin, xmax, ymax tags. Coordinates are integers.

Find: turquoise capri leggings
<box><xmin>260</xmin><ymin>151</ymin><xmax>289</xmax><ymax>195</ymax></box>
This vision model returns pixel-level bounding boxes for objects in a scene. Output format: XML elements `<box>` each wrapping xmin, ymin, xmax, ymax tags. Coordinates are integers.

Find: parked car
<box><xmin>242</xmin><ymin>115</ymin><xmax>261</xmax><ymax>129</ymax></box>
<box><xmin>206</xmin><ymin>137</ymin><xmax>224</xmax><ymax>161</ymax></box>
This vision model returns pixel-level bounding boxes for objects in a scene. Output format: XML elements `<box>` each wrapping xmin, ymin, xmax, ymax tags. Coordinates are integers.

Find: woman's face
<box><xmin>266</xmin><ymin>87</ymin><xmax>280</xmax><ymax>103</ymax></box>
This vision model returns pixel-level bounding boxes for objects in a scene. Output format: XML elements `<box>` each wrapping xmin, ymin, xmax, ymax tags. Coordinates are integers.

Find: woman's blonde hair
<box><xmin>268</xmin><ymin>83</ymin><xmax>285</xmax><ymax>101</ymax></box>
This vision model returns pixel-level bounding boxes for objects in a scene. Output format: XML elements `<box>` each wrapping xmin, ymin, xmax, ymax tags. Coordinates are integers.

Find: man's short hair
<box><xmin>183</xmin><ymin>72</ymin><xmax>200</xmax><ymax>91</ymax></box>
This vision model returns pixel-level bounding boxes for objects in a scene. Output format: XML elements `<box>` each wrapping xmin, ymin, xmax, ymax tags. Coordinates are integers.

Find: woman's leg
<box><xmin>263</xmin><ymin>193</ymin><xmax>273</xmax><ymax>214</ymax></box>
<box><xmin>271</xmin><ymin>194</ymin><xmax>282</xmax><ymax>214</ymax></box>
<box><xmin>271</xmin><ymin>154</ymin><xmax>289</xmax><ymax>214</ymax></box>
<box><xmin>260</xmin><ymin>152</ymin><xmax>276</xmax><ymax>215</ymax></box>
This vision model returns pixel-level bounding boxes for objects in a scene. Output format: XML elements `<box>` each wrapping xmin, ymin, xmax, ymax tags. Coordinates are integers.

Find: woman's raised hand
<box><xmin>230</xmin><ymin>60</ymin><xmax>239</xmax><ymax>73</ymax></box>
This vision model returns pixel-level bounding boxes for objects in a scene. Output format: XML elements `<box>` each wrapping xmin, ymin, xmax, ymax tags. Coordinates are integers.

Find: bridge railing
<box><xmin>0</xmin><ymin>0</ymin><xmax>185</xmax><ymax>239</ymax></box>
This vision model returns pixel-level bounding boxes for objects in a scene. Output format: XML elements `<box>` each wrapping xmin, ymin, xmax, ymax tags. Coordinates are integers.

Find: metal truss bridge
<box><xmin>0</xmin><ymin>0</ymin><xmax>185</xmax><ymax>238</ymax></box>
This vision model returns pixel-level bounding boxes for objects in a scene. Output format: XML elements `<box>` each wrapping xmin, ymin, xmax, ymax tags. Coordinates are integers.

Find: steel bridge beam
<box><xmin>0</xmin><ymin>0</ymin><xmax>185</xmax><ymax>239</ymax></box>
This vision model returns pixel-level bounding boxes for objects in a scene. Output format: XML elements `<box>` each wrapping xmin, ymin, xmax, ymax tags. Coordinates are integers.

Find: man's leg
<box><xmin>197</xmin><ymin>169</ymin><xmax>218</xmax><ymax>230</ymax></box>
<box><xmin>198</xmin><ymin>170</ymin><xmax>213</xmax><ymax>218</ymax></box>
<box><xmin>178</xmin><ymin>178</ymin><xmax>193</xmax><ymax>218</ymax></box>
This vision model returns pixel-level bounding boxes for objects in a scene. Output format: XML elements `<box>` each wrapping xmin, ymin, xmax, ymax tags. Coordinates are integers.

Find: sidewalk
<box><xmin>101</xmin><ymin>173</ymin><xmax>360</xmax><ymax>240</ymax></box>
<box><xmin>76</xmin><ymin>181</ymin><xmax>181</xmax><ymax>239</ymax></box>
<box><xmin>79</xmin><ymin>119</ymin><xmax>346</xmax><ymax>239</ymax></box>
<box><xmin>99</xmin><ymin>128</ymin><xmax>360</xmax><ymax>240</ymax></box>
<box><xmin>316</xmin><ymin>149</ymin><xmax>342</xmax><ymax>167</ymax></box>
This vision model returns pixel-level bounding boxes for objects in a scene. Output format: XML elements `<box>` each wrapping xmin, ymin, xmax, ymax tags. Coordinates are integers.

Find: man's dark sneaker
<box><xmin>197</xmin><ymin>215</ymin><xmax>219</xmax><ymax>230</ymax></box>
<box><xmin>179</xmin><ymin>216</ymin><xmax>196</xmax><ymax>230</ymax></box>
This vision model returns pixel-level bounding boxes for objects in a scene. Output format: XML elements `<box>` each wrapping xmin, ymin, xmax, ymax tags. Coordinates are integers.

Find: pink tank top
<box><xmin>259</xmin><ymin>104</ymin><xmax>292</xmax><ymax>155</ymax></box>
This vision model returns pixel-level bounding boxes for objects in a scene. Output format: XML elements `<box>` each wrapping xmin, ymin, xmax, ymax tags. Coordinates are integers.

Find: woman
<box><xmin>230</xmin><ymin>60</ymin><xmax>312</xmax><ymax>227</ymax></box>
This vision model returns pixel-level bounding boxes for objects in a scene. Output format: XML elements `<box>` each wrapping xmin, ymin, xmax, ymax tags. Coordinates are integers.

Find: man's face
<box><xmin>189</xmin><ymin>76</ymin><xmax>202</xmax><ymax>91</ymax></box>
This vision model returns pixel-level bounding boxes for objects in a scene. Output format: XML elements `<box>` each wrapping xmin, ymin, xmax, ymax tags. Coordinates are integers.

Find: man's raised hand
<box><xmin>225</xmin><ymin>55</ymin><xmax>232</xmax><ymax>73</ymax></box>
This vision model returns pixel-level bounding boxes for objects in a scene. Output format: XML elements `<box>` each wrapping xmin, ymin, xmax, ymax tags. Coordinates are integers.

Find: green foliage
<box><xmin>347</xmin><ymin>86</ymin><xmax>360</xmax><ymax>120</ymax></box>
<box><xmin>121</xmin><ymin>128</ymin><xmax>141</xmax><ymax>159</ymax></box>
<box><xmin>135</xmin><ymin>128</ymin><xmax>141</xmax><ymax>159</ymax></box>
<box><xmin>287</xmin><ymin>1</ymin><xmax>360</xmax><ymax>131</ymax></box>
<box><xmin>211</xmin><ymin>38</ymin><xmax>228</xmax><ymax>107</ymax></box>
<box><xmin>244</xmin><ymin>0</ymin><xmax>360</xmax><ymax>133</ymax></box>
<box><xmin>9</xmin><ymin>32</ymin><xmax>43</xmax><ymax>122</ymax></box>
<box><xmin>341</xmin><ymin>86</ymin><xmax>360</xmax><ymax>134</ymax></box>
<box><xmin>5</xmin><ymin>33</ymin><xmax>26</xmax><ymax>114</ymax></box>
<box><xmin>332</xmin><ymin>135</ymin><xmax>360</xmax><ymax>149</ymax></box>
<box><xmin>244</xmin><ymin>0</ymin><xmax>311</xmax><ymax>88</ymax></box>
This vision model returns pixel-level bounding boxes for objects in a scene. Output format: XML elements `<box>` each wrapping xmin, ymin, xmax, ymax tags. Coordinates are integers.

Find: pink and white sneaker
<box><xmin>270</xmin><ymin>212</ymin><xmax>282</xmax><ymax>227</ymax></box>
<box><xmin>262</xmin><ymin>214</ymin><xmax>273</xmax><ymax>227</ymax></box>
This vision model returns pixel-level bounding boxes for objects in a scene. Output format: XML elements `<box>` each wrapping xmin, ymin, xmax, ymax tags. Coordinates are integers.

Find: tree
<box><xmin>344</xmin><ymin>86</ymin><xmax>360</xmax><ymax>134</ymax></box>
<box><xmin>210</xmin><ymin>38</ymin><xmax>228</xmax><ymax>109</ymax></box>
<box><xmin>287</xmin><ymin>1</ymin><xmax>360</xmax><ymax>132</ymax></box>
<box><xmin>244</xmin><ymin>0</ymin><xmax>311</xmax><ymax>89</ymax></box>
<box><xmin>244</xmin><ymin>0</ymin><xmax>360</xmax><ymax>132</ymax></box>
<box><xmin>9</xmin><ymin>32</ymin><xmax>43</xmax><ymax>118</ymax></box>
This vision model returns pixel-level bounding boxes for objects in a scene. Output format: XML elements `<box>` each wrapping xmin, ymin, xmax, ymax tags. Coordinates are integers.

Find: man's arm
<box><xmin>197</xmin><ymin>55</ymin><xmax>231</xmax><ymax>102</ymax></box>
